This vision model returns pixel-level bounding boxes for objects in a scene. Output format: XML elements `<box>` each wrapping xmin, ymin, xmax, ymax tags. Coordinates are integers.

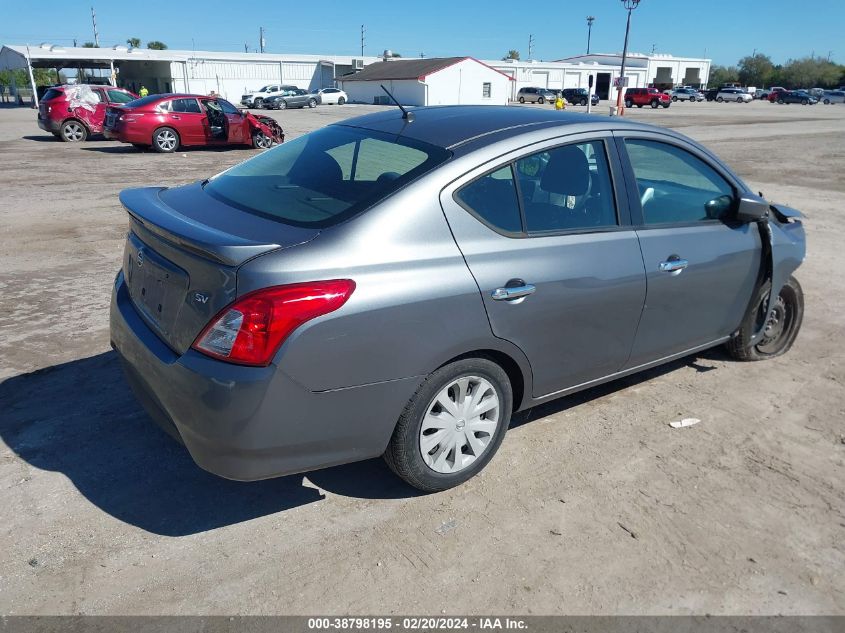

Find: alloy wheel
<box><xmin>62</xmin><ymin>122</ymin><xmax>85</xmax><ymax>142</ymax></box>
<box><xmin>253</xmin><ymin>132</ymin><xmax>272</xmax><ymax>149</ymax></box>
<box><xmin>419</xmin><ymin>376</ymin><xmax>500</xmax><ymax>474</ymax></box>
<box><xmin>155</xmin><ymin>129</ymin><xmax>177</xmax><ymax>152</ymax></box>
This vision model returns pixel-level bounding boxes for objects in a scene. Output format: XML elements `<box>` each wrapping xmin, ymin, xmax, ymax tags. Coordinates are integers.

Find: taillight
<box><xmin>192</xmin><ymin>280</ymin><xmax>356</xmax><ymax>366</ymax></box>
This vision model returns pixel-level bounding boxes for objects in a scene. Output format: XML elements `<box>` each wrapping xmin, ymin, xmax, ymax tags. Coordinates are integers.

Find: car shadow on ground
<box><xmin>22</xmin><ymin>135</ymin><xmax>61</xmax><ymax>142</ymax></box>
<box><xmin>0</xmin><ymin>352</ymin><xmax>419</xmax><ymax>537</ymax></box>
<box><xmin>80</xmin><ymin>145</ymin><xmax>256</xmax><ymax>154</ymax></box>
<box><xmin>0</xmin><ymin>348</ymin><xmax>728</xmax><ymax>537</ymax></box>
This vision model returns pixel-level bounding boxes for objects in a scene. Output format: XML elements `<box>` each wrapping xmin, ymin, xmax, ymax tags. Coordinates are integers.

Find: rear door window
<box><xmin>172</xmin><ymin>98</ymin><xmax>202</xmax><ymax>113</ymax></box>
<box><xmin>455</xmin><ymin>166</ymin><xmax>522</xmax><ymax>233</ymax></box>
<box><xmin>106</xmin><ymin>89</ymin><xmax>133</xmax><ymax>103</ymax></box>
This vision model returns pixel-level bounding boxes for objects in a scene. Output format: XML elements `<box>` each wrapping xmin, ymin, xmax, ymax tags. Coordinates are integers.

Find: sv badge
<box><xmin>194</xmin><ymin>292</ymin><xmax>210</xmax><ymax>305</ymax></box>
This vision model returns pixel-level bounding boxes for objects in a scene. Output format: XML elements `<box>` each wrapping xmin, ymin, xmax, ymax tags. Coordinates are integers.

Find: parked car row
<box><xmin>240</xmin><ymin>84</ymin><xmax>347</xmax><ymax>109</ymax></box>
<box><xmin>516</xmin><ymin>87</ymin><xmax>600</xmax><ymax>106</ymax></box>
<box><xmin>36</xmin><ymin>85</ymin><xmax>285</xmax><ymax>152</ymax></box>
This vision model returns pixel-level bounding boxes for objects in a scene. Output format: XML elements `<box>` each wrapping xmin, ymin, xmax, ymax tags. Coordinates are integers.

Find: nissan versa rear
<box><xmin>111</xmin><ymin>106</ymin><xmax>806</xmax><ymax>492</ymax></box>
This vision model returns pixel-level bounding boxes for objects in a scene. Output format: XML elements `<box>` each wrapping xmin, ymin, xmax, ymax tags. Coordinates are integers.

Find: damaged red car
<box><xmin>104</xmin><ymin>94</ymin><xmax>284</xmax><ymax>153</ymax></box>
<box><xmin>38</xmin><ymin>84</ymin><xmax>137</xmax><ymax>142</ymax></box>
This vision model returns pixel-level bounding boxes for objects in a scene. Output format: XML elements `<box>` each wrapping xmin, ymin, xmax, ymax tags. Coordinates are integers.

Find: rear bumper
<box><xmin>110</xmin><ymin>271</ymin><xmax>421</xmax><ymax>481</ymax></box>
<box><xmin>38</xmin><ymin>117</ymin><xmax>60</xmax><ymax>133</ymax></box>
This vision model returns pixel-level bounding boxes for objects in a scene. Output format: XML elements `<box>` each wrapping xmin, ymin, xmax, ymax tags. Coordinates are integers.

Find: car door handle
<box><xmin>659</xmin><ymin>258</ymin><xmax>689</xmax><ymax>273</ymax></box>
<box><xmin>170</xmin><ymin>115</ymin><xmax>181</xmax><ymax>120</ymax></box>
<box><xmin>492</xmin><ymin>284</ymin><xmax>536</xmax><ymax>301</ymax></box>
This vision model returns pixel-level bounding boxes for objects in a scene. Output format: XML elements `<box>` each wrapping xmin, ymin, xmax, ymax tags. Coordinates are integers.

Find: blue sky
<box><xmin>1</xmin><ymin>0</ymin><xmax>842</xmax><ymax>65</ymax></box>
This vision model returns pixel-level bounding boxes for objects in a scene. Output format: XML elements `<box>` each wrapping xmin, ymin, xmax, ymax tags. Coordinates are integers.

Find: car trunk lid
<box><xmin>120</xmin><ymin>183</ymin><xmax>320</xmax><ymax>354</ymax></box>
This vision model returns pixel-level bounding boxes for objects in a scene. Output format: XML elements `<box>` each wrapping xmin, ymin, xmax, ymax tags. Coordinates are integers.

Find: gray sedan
<box><xmin>264</xmin><ymin>89</ymin><xmax>318</xmax><ymax>110</ymax></box>
<box><xmin>110</xmin><ymin>107</ymin><xmax>806</xmax><ymax>492</ymax></box>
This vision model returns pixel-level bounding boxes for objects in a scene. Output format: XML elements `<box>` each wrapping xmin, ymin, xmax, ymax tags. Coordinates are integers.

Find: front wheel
<box><xmin>537</xmin><ymin>97</ymin><xmax>545</xmax><ymax>104</ymax></box>
<box><xmin>252</xmin><ymin>130</ymin><xmax>273</xmax><ymax>149</ymax></box>
<box><xmin>823</xmin><ymin>98</ymin><xmax>830</xmax><ymax>104</ymax></box>
<box><xmin>254</xmin><ymin>97</ymin><xmax>264</xmax><ymax>109</ymax></box>
<box><xmin>518</xmin><ymin>97</ymin><xmax>525</xmax><ymax>103</ymax></box>
<box><xmin>672</xmin><ymin>96</ymin><xmax>678</xmax><ymax>102</ymax></box>
<box><xmin>717</xmin><ymin>97</ymin><xmax>724</xmax><ymax>102</ymax></box>
<box><xmin>625</xmin><ymin>99</ymin><xmax>633</xmax><ymax>108</ymax></box>
<box><xmin>384</xmin><ymin>358</ymin><xmax>512</xmax><ymax>492</ymax></box>
<box><xmin>650</xmin><ymin>100</ymin><xmax>659</xmax><ymax>109</ymax></box>
<box><xmin>337</xmin><ymin>96</ymin><xmax>346</xmax><ymax>105</ymax></box>
<box><xmin>60</xmin><ymin>119</ymin><xmax>87</xmax><ymax>142</ymax></box>
<box><xmin>152</xmin><ymin>127</ymin><xmax>179</xmax><ymax>153</ymax></box>
<box><xmin>308</xmin><ymin>98</ymin><xmax>317</xmax><ymax>108</ymax></box>
<box><xmin>737</xmin><ymin>97</ymin><xmax>743</xmax><ymax>103</ymax></box>
<box><xmin>277</xmin><ymin>100</ymin><xmax>288</xmax><ymax>110</ymax></box>
<box><xmin>726</xmin><ymin>277</ymin><xmax>804</xmax><ymax>361</ymax></box>
<box><xmin>580</xmin><ymin>98</ymin><xmax>587</xmax><ymax>106</ymax></box>
<box><xmin>777</xmin><ymin>98</ymin><xmax>785</xmax><ymax>104</ymax></box>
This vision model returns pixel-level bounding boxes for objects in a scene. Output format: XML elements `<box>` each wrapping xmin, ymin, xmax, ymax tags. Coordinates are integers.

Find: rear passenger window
<box><xmin>172</xmin><ymin>98</ymin><xmax>201</xmax><ymax>113</ymax></box>
<box><xmin>455</xmin><ymin>166</ymin><xmax>522</xmax><ymax>233</ymax></box>
<box><xmin>624</xmin><ymin>139</ymin><xmax>735</xmax><ymax>225</ymax></box>
<box><xmin>516</xmin><ymin>140</ymin><xmax>617</xmax><ymax>233</ymax></box>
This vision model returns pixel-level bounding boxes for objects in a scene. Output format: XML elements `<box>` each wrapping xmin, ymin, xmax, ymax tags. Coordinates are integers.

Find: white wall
<box><xmin>341</xmin><ymin>79</ymin><xmax>425</xmax><ymax>106</ymax></box>
<box><xmin>425</xmin><ymin>59</ymin><xmax>510</xmax><ymax>106</ymax></box>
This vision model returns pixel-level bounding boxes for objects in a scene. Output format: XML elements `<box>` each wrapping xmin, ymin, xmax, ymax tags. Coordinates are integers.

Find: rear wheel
<box><xmin>580</xmin><ymin>98</ymin><xmax>587</xmax><ymax>106</ymax></box>
<box><xmin>254</xmin><ymin>97</ymin><xmax>264</xmax><ymax>109</ymax></box>
<box><xmin>60</xmin><ymin>119</ymin><xmax>87</xmax><ymax>142</ymax></box>
<box><xmin>252</xmin><ymin>130</ymin><xmax>273</xmax><ymax>149</ymax></box>
<box><xmin>650</xmin><ymin>100</ymin><xmax>659</xmax><ymax>108</ymax></box>
<box><xmin>337</xmin><ymin>96</ymin><xmax>346</xmax><ymax>105</ymax></box>
<box><xmin>625</xmin><ymin>99</ymin><xmax>633</xmax><ymax>108</ymax></box>
<box><xmin>737</xmin><ymin>97</ymin><xmax>743</xmax><ymax>103</ymax></box>
<box><xmin>662</xmin><ymin>102</ymin><xmax>670</xmax><ymax>108</ymax></box>
<box><xmin>726</xmin><ymin>277</ymin><xmax>804</xmax><ymax>361</ymax></box>
<box><xmin>384</xmin><ymin>358</ymin><xmax>512</xmax><ymax>492</ymax></box>
<box><xmin>824</xmin><ymin>98</ymin><xmax>831</xmax><ymax>104</ymax></box>
<box><xmin>537</xmin><ymin>96</ymin><xmax>545</xmax><ymax>104</ymax></box>
<box><xmin>777</xmin><ymin>98</ymin><xmax>785</xmax><ymax>104</ymax></box>
<box><xmin>717</xmin><ymin>97</ymin><xmax>724</xmax><ymax>102</ymax></box>
<box><xmin>672</xmin><ymin>96</ymin><xmax>678</xmax><ymax>102</ymax></box>
<box><xmin>308</xmin><ymin>98</ymin><xmax>317</xmax><ymax>108</ymax></box>
<box><xmin>152</xmin><ymin>127</ymin><xmax>179</xmax><ymax>153</ymax></box>
<box><xmin>278</xmin><ymin>100</ymin><xmax>288</xmax><ymax>110</ymax></box>
<box><xmin>519</xmin><ymin>96</ymin><xmax>525</xmax><ymax>103</ymax></box>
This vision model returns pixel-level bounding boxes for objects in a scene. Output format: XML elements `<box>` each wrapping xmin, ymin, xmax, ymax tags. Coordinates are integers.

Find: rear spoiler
<box><xmin>120</xmin><ymin>187</ymin><xmax>282</xmax><ymax>266</ymax></box>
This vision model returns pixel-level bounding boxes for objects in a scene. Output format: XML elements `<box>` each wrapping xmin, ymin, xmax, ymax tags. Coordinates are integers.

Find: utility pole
<box><xmin>361</xmin><ymin>25</ymin><xmax>365</xmax><ymax>57</ymax></box>
<box><xmin>586</xmin><ymin>16</ymin><xmax>595</xmax><ymax>55</ymax></box>
<box><xmin>651</xmin><ymin>43</ymin><xmax>656</xmax><ymax>54</ymax></box>
<box><xmin>90</xmin><ymin>7</ymin><xmax>99</xmax><ymax>47</ymax></box>
<box><xmin>245</xmin><ymin>42</ymin><xmax>249</xmax><ymax>53</ymax></box>
<box><xmin>528</xmin><ymin>34</ymin><xmax>535</xmax><ymax>59</ymax></box>
<box><xmin>259</xmin><ymin>27</ymin><xmax>265</xmax><ymax>53</ymax></box>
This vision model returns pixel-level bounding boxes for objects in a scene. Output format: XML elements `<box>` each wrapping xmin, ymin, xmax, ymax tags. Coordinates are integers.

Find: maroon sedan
<box><xmin>38</xmin><ymin>84</ymin><xmax>137</xmax><ymax>142</ymax></box>
<box><xmin>104</xmin><ymin>93</ymin><xmax>284</xmax><ymax>152</ymax></box>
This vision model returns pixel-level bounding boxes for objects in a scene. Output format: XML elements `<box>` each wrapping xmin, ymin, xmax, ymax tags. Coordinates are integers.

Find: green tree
<box><xmin>146</xmin><ymin>41</ymin><xmax>167</xmax><ymax>50</ymax></box>
<box><xmin>779</xmin><ymin>56</ymin><xmax>842</xmax><ymax>88</ymax></box>
<box><xmin>738</xmin><ymin>53</ymin><xmax>774</xmax><ymax>87</ymax></box>
<box><xmin>126</xmin><ymin>37</ymin><xmax>141</xmax><ymax>48</ymax></box>
<box><xmin>82</xmin><ymin>42</ymin><xmax>98</xmax><ymax>48</ymax></box>
<box><xmin>709</xmin><ymin>65</ymin><xmax>739</xmax><ymax>86</ymax></box>
<box><xmin>502</xmin><ymin>49</ymin><xmax>520</xmax><ymax>61</ymax></box>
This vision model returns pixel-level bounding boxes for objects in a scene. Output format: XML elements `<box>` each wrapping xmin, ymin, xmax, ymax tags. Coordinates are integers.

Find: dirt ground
<box><xmin>0</xmin><ymin>100</ymin><xmax>843</xmax><ymax>615</ymax></box>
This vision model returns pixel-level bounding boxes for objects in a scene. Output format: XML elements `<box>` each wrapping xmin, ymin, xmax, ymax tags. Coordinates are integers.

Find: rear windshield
<box><xmin>42</xmin><ymin>88</ymin><xmax>64</xmax><ymax>101</ymax></box>
<box><xmin>124</xmin><ymin>95</ymin><xmax>163</xmax><ymax>108</ymax></box>
<box><xmin>204</xmin><ymin>125</ymin><xmax>451</xmax><ymax>228</ymax></box>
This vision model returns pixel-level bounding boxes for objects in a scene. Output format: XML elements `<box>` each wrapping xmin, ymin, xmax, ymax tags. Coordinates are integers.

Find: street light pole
<box><xmin>615</xmin><ymin>0</ymin><xmax>641</xmax><ymax>116</ymax></box>
<box><xmin>586</xmin><ymin>16</ymin><xmax>595</xmax><ymax>54</ymax></box>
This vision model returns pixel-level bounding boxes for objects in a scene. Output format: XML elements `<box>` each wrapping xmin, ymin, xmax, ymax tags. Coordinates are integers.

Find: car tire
<box><xmin>637</xmin><ymin>104</ymin><xmax>643</xmax><ymax>108</ymax></box>
<box><xmin>308</xmin><ymin>98</ymin><xmax>317</xmax><ymax>108</ymax></box>
<box><xmin>383</xmin><ymin>357</ymin><xmax>512</xmax><ymax>492</ymax></box>
<box><xmin>650</xmin><ymin>100</ymin><xmax>659</xmax><ymax>109</ymax></box>
<box><xmin>60</xmin><ymin>119</ymin><xmax>88</xmax><ymax>142</ymax></box>
<box><xmin>252</xmin><ymin>130</ymin><xmax>273</xmax><ymax>149</ymax></box>
<box><xmin>537</xmin><ymin>97</ymin><xmax>545</xmax><ymax>104</ymax></box>
<box><xmin>338</xmin><ymin>97</ymin><xmax>346</xmax><ymax>105</ymax></box>
<box><xmin>152</xmin><ymin>127</ymin><xmax>179</xmax><ymax>153</ymax></box>
<box><xmin>625</xmin><ymin>99</ymin><xmax>633</xmax><ymax>108</ymax></box>
<box><xmin>802</xmin><ymin>99</ymin><xmax>809</xmax><ymax>105</ymax></box>
<box><xmin>518</xmin><ymin>97</ymin><xmax>525</xmax><ymax>103</ymax></box>
<box><xmin>823</xmin><ymin>98</ymin><xmax>830</xmax><ymax>104</ymax></box>
<box><xmin>254</xmin><ymin>97</ymin><xmax>264</xmax><ymax>109</ymax></box>
<box><xmin>278</xmin><ymin>100</ymin><xmax>288</xmax><ymax>110</ymax></box>
<box><xmin>737</xmin><ymin>97</ymin><xmax>743</xmax><ymax>103</ymax></box>
<box><xmin>580</xmin><ymin>98</ymin><xmax>587</xmax><ymax>106</ymax></box>
<box><xmin>777</xmin><ymin>98</ymin><xmax>785</xmax><ymax>104</ymax></box>
<box><xmin>717</xmin><ymin>97</ymin><xmax>724</xmax><ymax>102</ymax></box>
<box><xmin>662</xmin><ymin>103</ymin><xmax>670</xmax><ymax>108</ymax></box>
<box><xmin>726</xmin><ymin>277</ymin><xmax>804</xmax><ymax>362</ymax></box>
<box><xmin>672</xmin><ymin>96</ymin><xmax>678</xmax><ymax>102</ymax></box>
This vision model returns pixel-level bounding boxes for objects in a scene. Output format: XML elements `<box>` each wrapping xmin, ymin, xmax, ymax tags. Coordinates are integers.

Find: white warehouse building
<box><xmin>0</xmin><ymin>43</ymin><xmax>384</xmax><ymax>103</ymax></box>
<box><xmin>339</xmin><ymin>57</ymin><xmax>513</xmax><ymax>106</ymax></box>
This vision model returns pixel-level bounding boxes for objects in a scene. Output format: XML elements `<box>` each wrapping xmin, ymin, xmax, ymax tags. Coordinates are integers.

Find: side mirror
<box><xmin>735</xmin><ymin>192</ymin><xmax>769</xmax><ymax>223</ymax></box>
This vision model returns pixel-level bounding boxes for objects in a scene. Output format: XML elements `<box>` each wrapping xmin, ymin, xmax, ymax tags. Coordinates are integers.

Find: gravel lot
<box><xmin>0</xmin><ymin>99</ymin><xmax>843</xmax><ymax>615</ymax></box>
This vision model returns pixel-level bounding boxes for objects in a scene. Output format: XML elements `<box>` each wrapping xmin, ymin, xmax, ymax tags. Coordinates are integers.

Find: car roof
<box><xmin>335</xmin><ymin>105</ymin><xmax>658</xmax><ymax>153</ymax></box>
